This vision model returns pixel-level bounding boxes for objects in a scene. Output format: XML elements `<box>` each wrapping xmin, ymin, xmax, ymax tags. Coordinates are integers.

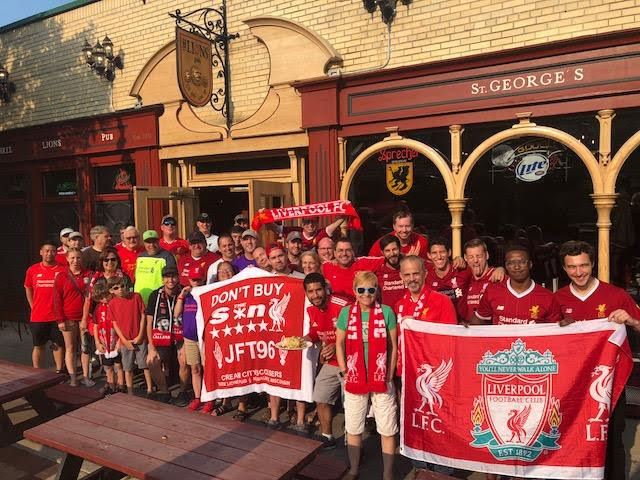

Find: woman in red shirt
<box><xmin>53</xmin><ymin>248</ymin><xmax>92</xmax><ymax>386</ymax></box>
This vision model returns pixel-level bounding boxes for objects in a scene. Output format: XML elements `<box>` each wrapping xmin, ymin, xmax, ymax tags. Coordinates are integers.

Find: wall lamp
<box><xmin>363</xmin><ymin>0</ymin><xmax>412</xmax><ymax>25</ymax></box>
<box><xmin>82</xmin><ymin>35</ymin><xmax>123</xmax><ymax>82</ymax></box>
<box><xmin>0</xmin><ymin>65</ymin><xmax>15</xmax><ymax>103</ymax></box>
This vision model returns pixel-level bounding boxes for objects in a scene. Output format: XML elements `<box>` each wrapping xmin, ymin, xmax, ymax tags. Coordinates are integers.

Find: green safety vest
<box><xmin>134</xmin><ymin>256</ymin><xmax>166</xmax><ymax>305</ymax></box>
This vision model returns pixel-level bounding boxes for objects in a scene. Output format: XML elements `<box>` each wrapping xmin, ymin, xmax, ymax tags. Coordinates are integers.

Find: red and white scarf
<box><xmin>251</xmin><ymin>200</ymin><xmax>362</xmax><ymax>231</ymax></box>
<box><xmin>345</xmin><ymin>302</ymin><xmax>388</xmax><ymax>394</ymax></box>
<box><xmin>396</xmin><ymin>286</ymin><xmax>432</xmax><ymax>376</ymax></box>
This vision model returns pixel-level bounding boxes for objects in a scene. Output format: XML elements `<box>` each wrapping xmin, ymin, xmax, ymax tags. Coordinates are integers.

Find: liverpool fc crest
<box><xmin>386</xmin><ymin>161</ymin><xmax>413</xmax><ymax>195</ymax></box>
<box><xmin>470</xmin><ymin>339</ymin><xmax>562</xmax><ymax>461</ymax></box>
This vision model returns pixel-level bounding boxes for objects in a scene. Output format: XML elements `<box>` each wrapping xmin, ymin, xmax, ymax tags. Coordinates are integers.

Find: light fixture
<box><xmin>81</xmin><ymin>35</ymin><xmax>123</xmax><ymax>82</ymax></box>
<box><xmin>362</xmin><ymin>0</ymin><xmax>412</xmax><ymax>25</ymax></box>
<box><xmin>0</xmin><ymin>64</ymin><xmax>15</xmax><ymax>103</ymax></box>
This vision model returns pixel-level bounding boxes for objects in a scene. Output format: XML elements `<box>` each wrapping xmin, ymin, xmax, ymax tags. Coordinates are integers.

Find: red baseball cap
<box><xmin>188</xmin><ymin>265</ymin><xmax>205</xmax><ymax>280</ymax></box>
<box><xmin>266</xmin><ymin>243</ymin><xmax>285</xmax><ymax>257</ymax></box>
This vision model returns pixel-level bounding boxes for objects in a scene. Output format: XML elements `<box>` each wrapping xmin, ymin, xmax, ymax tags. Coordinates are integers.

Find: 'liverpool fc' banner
<box><xmin>251</xmin><ymin>200</ymin><xmax>362</xmax><ymax>231</ymax></box>
<box><xmin>193</xmin><ymin>268</ymin><xmax>315</xmax><ymax>402</ymax></box>
<box><xmin>400</xmin><ymin>319</ymin><xmax>632</xmax><ymax>479</ymax></box>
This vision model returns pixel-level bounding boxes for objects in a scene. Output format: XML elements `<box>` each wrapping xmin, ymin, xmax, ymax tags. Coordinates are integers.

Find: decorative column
<box><xmin>591</xmin><ymin>193</ymin><xmax>617</xmax><ymax>282</ymax></box>
<box><xmin>448</xmin><ymin>124</ymin><xmax>465</xmax><ymax>257</ymax></box>
<box><xmin>596</xmin><ymin>109</ymin><xmax>615</xmax><ymax>166</ymax></box>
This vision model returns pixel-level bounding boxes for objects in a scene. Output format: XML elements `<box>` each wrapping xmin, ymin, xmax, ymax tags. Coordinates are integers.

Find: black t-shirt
<box><xmin>145</xmin><ymin>287</ymin><xmax>182</xmax><ymax>346</ymax></box>
<box><xmin>81</xmin><ymin>247</ymin><xmax>102</xmax><ymax>271</ymax></box>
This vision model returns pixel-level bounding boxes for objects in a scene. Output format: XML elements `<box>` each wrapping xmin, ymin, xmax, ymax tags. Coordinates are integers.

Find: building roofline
<box><xmin>0</xmin><ymin>0</ymin><xmax>100</xmax><ymax>33</ymax></box>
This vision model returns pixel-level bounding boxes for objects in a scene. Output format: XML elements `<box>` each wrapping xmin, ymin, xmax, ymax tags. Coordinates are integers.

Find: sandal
<box><xmin>211</xmin><ymin>404</ymin><xmax>233</xmax><ymax>416</ymax></box>
<box><xmin>233</xmin><ymin>410</ymin><xmax>249</xmax><ymax>422</ymax></box>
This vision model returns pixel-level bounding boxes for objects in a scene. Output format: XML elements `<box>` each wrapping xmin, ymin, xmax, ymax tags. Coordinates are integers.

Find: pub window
<box><xmin>95</xmin><ymin>201</ymin><xmax>134</xmax><ymax>243</ymax></box>
<box><xmin>42</xmin><ymin>169</ymin><xmax>77</xmax><ymax>198</ymax></box>
<box><xmin>94</xmin><ymin>164</ymin><xmax>135</xmax><ymax>195</ymax></box>
<box><xmin>42</xmin><ymin>203</ymin><xmax>79</xmax><ymax>244</ymax></box>
<box><xmin>195</xmin><ymin>156</ymin><xmax>290</xmax><ymax>175</ymax></box>
<box><xmin>0</xmin><ymin>174</ymin><xmax>27</xmax><ymax>199</ymax></box>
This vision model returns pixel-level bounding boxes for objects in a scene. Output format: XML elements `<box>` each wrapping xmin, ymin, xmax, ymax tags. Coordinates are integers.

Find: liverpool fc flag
<box><xmin>400</xmin><ymin>320</ymin><xmax>632</xmax><ymax>479</ymax></box>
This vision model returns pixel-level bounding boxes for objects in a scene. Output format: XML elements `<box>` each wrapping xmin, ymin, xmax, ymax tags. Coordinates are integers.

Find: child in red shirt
<box><xmin>92</xmin><ymin>284</ymin><xmax>125</xmax><ymax>395</ymax></box>
<box><xmin>108</xmin><ymin>277</ymin><xmax>153</xmax><ymax>396</ymax></box>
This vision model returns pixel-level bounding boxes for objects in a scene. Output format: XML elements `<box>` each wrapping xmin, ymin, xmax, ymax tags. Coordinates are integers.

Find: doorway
<box><xmin>197</xmin><ymin>185</ymin><xmax>249</xmax><ymax>233</ymax></box>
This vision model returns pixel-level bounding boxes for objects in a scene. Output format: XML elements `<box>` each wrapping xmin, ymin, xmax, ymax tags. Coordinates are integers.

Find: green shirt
<box><xmin>134</xmin><ymin>256</ymin><xmax>166</xmax><ymax>305</ymax></box>
<box><xmin>336</xmin><ymin>304</ymin><xmax>397</xmax><ymax>371</ymax></box>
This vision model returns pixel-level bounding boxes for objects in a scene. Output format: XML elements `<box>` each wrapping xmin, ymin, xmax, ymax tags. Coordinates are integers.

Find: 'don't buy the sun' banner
<box><xmin>193</xmin><ymin>267</ymin><xmax>315</xmax><ymax>402</ymax></box>
<box><xmin>400</xmin><ymin>319</ymin><xmax>632</xmax><ymax>479</ymax></box>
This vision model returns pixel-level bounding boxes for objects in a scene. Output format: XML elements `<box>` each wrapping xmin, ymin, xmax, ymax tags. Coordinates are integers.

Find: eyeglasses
<box><xmin>104</xmin><ymin>258</ymin><xmax>118</xmax><ymax>263</ymax></box>
<box><xmin>110</xmin><ymin>285</ymin><xmax>123</xmax><ymax>291</ymax></box>
<box><xmin>356</xmin><ymin>287</ymin><xmax>377</xmax><ymax>295</ymax></box>
<box><xmin>124</xmin><ymin>236</ymin><xmax>139</xmax><ymax>240</ymax></box>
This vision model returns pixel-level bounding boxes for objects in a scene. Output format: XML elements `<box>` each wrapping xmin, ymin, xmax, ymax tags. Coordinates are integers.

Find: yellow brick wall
<box><xmin>1</xmin><ymin>0</ymin><xmax>640</xmax><ymax>131</ymax></box>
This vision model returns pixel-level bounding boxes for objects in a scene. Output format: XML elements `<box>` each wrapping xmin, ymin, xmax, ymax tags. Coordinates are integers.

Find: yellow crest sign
<box><xmin>386</xmin><ymin>162</ymin><xmax>413</xmax><ymax>195</ymax></box>
<box><xmin>176</xmin><ymin>28</ymin><xmax>213</xmax><ymax>108</ymax></box>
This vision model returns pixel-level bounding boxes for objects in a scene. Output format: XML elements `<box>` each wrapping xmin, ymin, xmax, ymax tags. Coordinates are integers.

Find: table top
<box><xmin>24</xmin><ymin>393</ymin><xmax>323</xmax><ymax>480</ymax></box>
<box><xmin>0</xmin><ymin>360</ymin><xmax>63</xmax><ymax>404</ymax></box>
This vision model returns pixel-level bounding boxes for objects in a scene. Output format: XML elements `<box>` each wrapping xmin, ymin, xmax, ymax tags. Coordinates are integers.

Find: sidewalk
<box><xmin>1</xmin><ymin>322</ymin><xmax>639</xmax><ymax>479</ymax></box>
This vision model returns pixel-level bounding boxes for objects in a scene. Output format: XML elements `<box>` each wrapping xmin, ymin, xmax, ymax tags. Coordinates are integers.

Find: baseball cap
<box><xmin>60</xmin><ymin>228</ymin><xmax>74</xmax><ymax>238</ymax></box>
<box><xmin>286</xmin><ymin>231</ymin><xmax>302</xmax><ymax>242</ymax></box>
<box><xmin>68</xmin><ymin>231</ymin><xmax>83</xmax><ymax>240</ymax></box>
<box><xmin>234</xmin><ymin>214</ymin><xmax>248</xmax><ymax>223</ymax></box>
<box><xmin>161</xmin><ymin>215</ymin><xmax>177</xmax><ymax>226</ymax></box>
<box><xmin>161</xmin><ymin>265</ymin><xmax>179</xmax><ymax>277</ymax></box>
<box><xmin>197</xmin><ymin>212</ymin><xmax>212</xmax><ymax>223</ymax></box>
<box><xmin>188</xmin><ymin>265</ymin><xmax>205</xmax><ymax>280</ymax></box>
<box><xmin>242</xmin><ymin>229</ymin><xmax>258</xmax><ymax>239</ymax></box>
<box><xmin>142</xmin><ymin>230</ymin><xmax>159</xmax><ymax>242</ymax></box>
<box><xmin>266</xmin><ymin>243</ymin><xmax>285</xmax><ymax>257</ymax></box>
<box><xmin>188</xmin><ymin>231</ymin><xmax>206</xmax><ymax>244</ymax></box>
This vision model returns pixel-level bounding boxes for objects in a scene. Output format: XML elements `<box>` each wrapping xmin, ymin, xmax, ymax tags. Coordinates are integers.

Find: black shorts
<box><xmin>156</xmin><ymin>343</ymin><xmax>182</xmax><ymax>366</ymax></box>
<box><xmin>30</xmin><ymin>321</ymin><xmax>63</xmax><ymax>347</ymax></box>
<box><xmin>101</xmin><ymin>354</ymin><xmax>122</xmax><ymax>367</ymax></box>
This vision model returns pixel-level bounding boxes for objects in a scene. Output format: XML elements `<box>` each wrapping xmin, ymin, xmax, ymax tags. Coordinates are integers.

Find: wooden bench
<box><xmin>44</xmin><ymin>384</ymin><xmax>103</xmax><ymax>412</ymax></box>
<box><xmin>413</xmin><ymin>470</ymin><xmax>456</xmax><ymax>479</ymax></box>
<box><xmin>295</xmin><ymin>452</ymin><xmax>347</xmax><ymax>480</ymax></box>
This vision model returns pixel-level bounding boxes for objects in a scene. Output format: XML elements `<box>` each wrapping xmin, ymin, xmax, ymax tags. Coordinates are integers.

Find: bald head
<box><xmin>317</xmin><ymin>236</ymin><xmax>334</xmax><ymax>262</ymax></box>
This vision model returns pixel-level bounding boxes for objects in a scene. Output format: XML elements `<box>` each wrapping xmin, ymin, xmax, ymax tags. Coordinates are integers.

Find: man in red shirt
<box><xmin>473</xmin><ymin>244</ymin><xmax>561</xmax><ymax>325</ymax></box>
<box><xmin>322</xmin><ymin>237</ymin><xmax>383</xmax><ymax>303</ymax></box>
<box><xmin>177</xmin><ymin>231</ymin><xmax>220</xmax><ymax>286</ymax></box>
<box><xmin>300</xmin><ymin>217</ymin><xmax>344</xmax><ymax>251</ymax></box>
<box><xmin>116</xmin><ymin>226</ymin><xmax>144</xmax><ymax>282</ymax></box>
<box><xmin>425</xmin><ymin>237</ymin><xmax>472</xmax><ymax>307</ymax></box>
<box><xmin>24</xmin><ymin>240</ymin><xmax>66</xmax><ymax>369</ymax></box>
<box><xmin>159</xmin><ymin>215</ymin><xmax>189</xmax><ymax>257</ymax></box>
<box><xmin>375</xmin><ymin>235</ymin><xmax>406</xmax><ymax>307</ymax></box>
<box><xmin>555</xmin><ymin>240</ymin><xmax>640</xmax><ymax>480</ymax></box>
<box><xmin>304</xmin><ymin>272</ymin><xmax>348</xmax><ymax>449</ymax></box>
<box><xmin>457</xmin><ymin>238</ymin><xmax>505</xmax><ymax>322</ymax></box>
<box><xmin>317</xmin><ymin>237</ymin><xmax>335</xmax><ymax>263</ymax></box>
<box><xmin>369</xmin><ymin>211</ymin><xmax>429</xmax><ymax>262</ymax></box>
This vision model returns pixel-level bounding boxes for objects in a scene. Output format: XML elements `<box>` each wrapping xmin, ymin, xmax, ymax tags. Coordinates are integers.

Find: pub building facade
<box><xmin>297</xmin><ymin>28</ymin><xmax>640</xmax><ymax>293</ymax></box>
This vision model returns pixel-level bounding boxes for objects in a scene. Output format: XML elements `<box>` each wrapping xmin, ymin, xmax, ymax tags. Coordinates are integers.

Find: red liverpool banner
<box><xmin>193</xmin><ymin>268</ymin><xmax>315</xmax><ymax>402</ymax></box>
<box><xmin>251</xmin><ymin>200</ymin><xmax>362</xmax><ymax>231</ymax></box>
<box><xmin>400</xmin><ymin>319</ymin><xmax>632</xmax><ymax>479</ymax></box>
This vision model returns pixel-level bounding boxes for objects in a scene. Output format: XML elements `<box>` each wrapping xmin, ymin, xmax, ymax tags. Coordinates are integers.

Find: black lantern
<box><xmin>0</xmin><ymin>64</ymin><xmax>14</xmax><ymax>103</ymax></box>
<box><xmin>363</xmin><ymin>0</ymin><xmax>377</xmax><ymax>13</ymax></box>
<box><xmin>362</xmin><ymin>0</ymin><xmax>412</xmax><ymax>26</ymax></box>
<box><xmin>81</xmin><ymin>35</ymin><xmax>122</xmax><ymax>82</ymax></box>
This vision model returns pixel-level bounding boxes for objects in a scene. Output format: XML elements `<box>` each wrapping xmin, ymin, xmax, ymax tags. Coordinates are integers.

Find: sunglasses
<box><xmin>110</xmin><ymin>285</ymin><xmax>123</xmax><ymax>291</ymax></box>
<box><xmin>162</xmin><ymin>220</ymin><xmax>177</xmax><ymax>226</ymax></box>
<box><xmin>356</xmin><ymin>287</ymin><xmax>377</xmax><ymax>295</ymax></box>
<box><xmin>103</xmin><ymin>258</ymin><xmax>118</xmax><ymax>263</ymax></box>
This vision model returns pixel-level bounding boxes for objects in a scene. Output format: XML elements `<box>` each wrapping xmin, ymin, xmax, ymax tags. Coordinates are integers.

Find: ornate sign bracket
<box><xmin>169</xmin><ymin>0</ymin><xmax>239</xmax><ymax>130</ymax></box>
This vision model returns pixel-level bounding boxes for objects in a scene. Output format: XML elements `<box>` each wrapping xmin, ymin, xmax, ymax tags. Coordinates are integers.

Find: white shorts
<box><xmin>344</xmin><ymin>382</ymin><xmax>398</xmax><ymax>437</ymax></box>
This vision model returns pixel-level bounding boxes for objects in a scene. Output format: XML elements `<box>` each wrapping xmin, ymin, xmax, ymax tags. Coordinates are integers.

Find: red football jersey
<box><xmin>24</xmin><ymin>263</ymin><xmax>66</xmax><ymax>322</ymax></box>
<box><xmin>322</xmin><ymin>256</ymin><xmax>384</xmax><ymax>303</ymax></box>
<box><xmin>369</xmin><ymin>232</ymin><xmax>429</xmax><ymax>262</ymax></box>
<box><xmin>116</xmin><ymin>244</ymin><xmax>144</xmax><ymax>282</ymax></box>
<box><xmin>159</xmin><ymin>238</ymin><xmax>189</xmax><ymax>256</ymax></box>
<box><xmin>555</xmin><ymin>279</ymin><xmax>640</xmax><ymax>321</ymax></box>
<box><xmin>55</xmin><ymin>249</ymin><xmax>68</xmax><ymax>266</ymax></box>
<box><xmin>302</xmin><ymin>228</ymin><xmax>328</xmax><ymax>251</ymax></box>
<box><xmin>177</xmin><ymin>251</ymin><xmax>221</xmax><ymax>286</ymax></box>
<box><xmin>375</xmin><ymin>263</ymin><xmax>406</xmax><ymax>308</ymax></box>
<box><xmin>425</xmin><ymin>264</ymin><xmax>471</xmax><ymax>305</ymax></box>
<box><xmin>395</xmin><ymin>286</ymin><xmax>458</xmax><ymax>325</ymax></box>
<box><xmin>457</xmin><ymin>267</ymin><xmax>495</xmax><ymax>322</ymax></box>
<box><xmin>307</xmin><ymin>296</ymin><xmax>348</xmax><ymax>367</ymax></box>
<box><xmin>477</xmin><ymin>279</ymin><xmax>561</xmax><ymax>325</ymax></box>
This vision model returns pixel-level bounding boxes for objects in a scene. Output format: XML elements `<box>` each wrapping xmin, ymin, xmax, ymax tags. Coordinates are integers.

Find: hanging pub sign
<box><xmin>490</xmin><ymin>139</ymin><xmax>568</xmax><ymax>183</ymax></box>
<box><xmin>378</xmin><ymin>147</ymin><xmax>417</xmax><ymax>196</ymax></box>
<box><xmin>176</xmin><ymin>27</ymin><xmax>213</xmax><ymax>108</ymax></box>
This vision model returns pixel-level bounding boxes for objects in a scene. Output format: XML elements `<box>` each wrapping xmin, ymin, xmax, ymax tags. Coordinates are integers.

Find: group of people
<box><xmin>24</xmin><ymin>208</ymin><xmax>640</xmax><ymax>480</ymax></box>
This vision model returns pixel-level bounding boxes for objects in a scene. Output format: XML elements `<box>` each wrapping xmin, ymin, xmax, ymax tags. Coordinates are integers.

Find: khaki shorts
<box><xmin>312</xmin><ymin>364</ymin><xmax>342</xmax><ymax>405</ymax></box>
<box><xmin>344</xmin><ymin>383</ymin><xmax>398</xmax><ymax>437</ymax></box>
<box><xmin>183</xmin><ymin>338</ymin><xmax>201</xmax><ymax>366</ymax></box>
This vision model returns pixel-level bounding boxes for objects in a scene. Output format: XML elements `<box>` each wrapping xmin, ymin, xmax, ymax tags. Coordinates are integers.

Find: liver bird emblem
<box><xmin>507</xmin><ymin>404</ymin><xmax>531</xmax><ymax>443</ymax></box>
<box><xmin>414</xmin><ymin>359</ymin><xmax>453</xmax><ymax>415</ymax></box>
<box><xmin>588</xmin><ymin>364</ymin><xmax>613</xmax><ymax>422</ymax></box>
<box><xmin>268</xmin><ymin>293</ymin><xmax>291</xmax><ymax>332</ymax></box>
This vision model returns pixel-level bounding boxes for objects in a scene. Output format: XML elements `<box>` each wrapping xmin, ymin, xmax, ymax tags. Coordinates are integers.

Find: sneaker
<box><xmin>173</xmin><ymin>391</ymin><xmax>190</xmax><ymax>407</ymax></box>
<box><xmin>290</xmin><ymin>423</ymin><xmax>308</xmax><ymax>434</ymax></box>
<box><xmin>201</xmin><ymin>401</ymin><xmax>214</xmax><ymax>414</ymax></box>
<box><xmin>156</xmin><ymin>392</ymin><xmax>172</xmax><ymax>404</ymax></box>
<box><xmin>266</xmin><ymin>419</ymin><xmax>281</xmax><ymax>430</ymax></box>
<box><xmin>117</xmin><ymin>385</ymin><xmax>127</xmax><ymax>394</ymax></box>
<box><xmin>80</xmin><ymin>377</ymin><xmax>96</xmax><ymax>387</ymax></box>
<box><xmin>101</xmin><ymin>385</ymin><xmax>113</xmax><ymax>397</ymax></box>
<box><xmin>320</xmin><ymin>436</ymin><xmax>337</xmax><ymax>450</ymax></box>
<box><xmin>146</xmin><ymin>390</ymin><xmax>156</xmax><ymax>400</ymax></box>
<box><xmin>188</xmin><ymin>399</ymin><xmax>202</xmax><ymax>411</ymax></box>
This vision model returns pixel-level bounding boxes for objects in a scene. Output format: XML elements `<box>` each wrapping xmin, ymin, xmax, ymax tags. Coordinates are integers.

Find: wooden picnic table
<box><xmin>0</xmin><ymin>359</ymin><xmax>64</xmax><ymax>446</ymax></box>
<box><xmin>24</xmin><ymin>393</ymin><xmax>324</xmax><ymax>480</ymax></box>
